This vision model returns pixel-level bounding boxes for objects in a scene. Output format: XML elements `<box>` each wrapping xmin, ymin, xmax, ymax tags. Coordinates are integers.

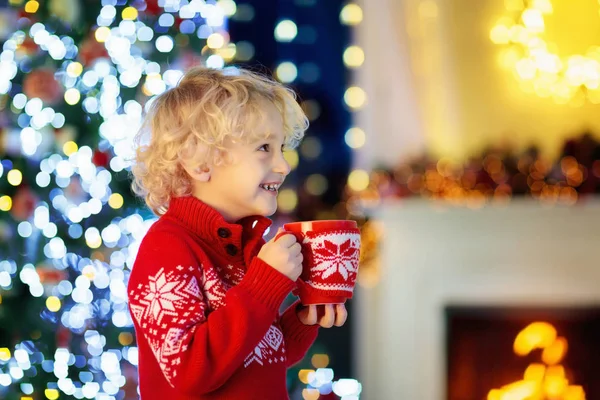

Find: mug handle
<box><xmin>274</xmin><ymin>229</ymin><xmax>305</xmax><ymax>296</ymax></box>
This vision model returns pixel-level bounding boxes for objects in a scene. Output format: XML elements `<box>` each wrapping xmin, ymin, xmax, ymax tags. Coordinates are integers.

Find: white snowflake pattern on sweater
<box><xmin>202</xmin><ymin>266</ymin><xmax>230</xmax><ymax>311</ymax></box>
<box><xmin>129</xmin><ymin>265</ymin><xmax>205</xmax><ymax>384</ymax></box>
<box><xmin>199</xmin><ymin>265</ymin><xmax>287</xmax><ymax>368</ymax></box>
<box><xmin>243</xmin><ymin>325</ymin><xmax>286</xmax><ymax>367</ymax></box>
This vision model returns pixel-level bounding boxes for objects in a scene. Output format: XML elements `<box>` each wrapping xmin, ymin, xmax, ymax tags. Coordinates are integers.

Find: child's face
<box><xmin>197</xmin><ymin>103</ymin><xmax>292</xmax><ymax>222</ymax></box>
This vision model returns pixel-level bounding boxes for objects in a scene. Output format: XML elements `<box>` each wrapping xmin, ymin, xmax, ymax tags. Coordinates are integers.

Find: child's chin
<box><xmin>262</xmin><ymin>205</ymin><xmax>277</xmax><ymax>217</ymax></box>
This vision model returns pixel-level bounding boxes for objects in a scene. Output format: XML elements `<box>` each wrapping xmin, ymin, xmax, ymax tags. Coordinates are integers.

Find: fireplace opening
<box><xmin>446</xmin><ymin>306</ymin><xmax>600</xmax><ymax>400</ymax></box>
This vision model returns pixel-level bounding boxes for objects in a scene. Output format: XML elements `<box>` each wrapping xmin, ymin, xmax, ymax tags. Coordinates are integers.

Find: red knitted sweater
<box><xmin>127</xmin><ymin>196</ymin><xmax>319</xmax><ymax>399</ymax></box>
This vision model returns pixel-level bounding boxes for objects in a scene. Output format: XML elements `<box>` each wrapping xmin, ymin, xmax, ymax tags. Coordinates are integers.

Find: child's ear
<box><xmin>182</xmin><ymin>163</ymin><xmax>211</xmax><ymax>182</ymax></box>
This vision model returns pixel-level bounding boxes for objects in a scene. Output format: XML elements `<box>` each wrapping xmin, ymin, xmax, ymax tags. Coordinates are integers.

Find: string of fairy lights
<box><xmin>490</xmin><ymin>0</ymin><xmax>600</xmax><ymax>104</ymax></box>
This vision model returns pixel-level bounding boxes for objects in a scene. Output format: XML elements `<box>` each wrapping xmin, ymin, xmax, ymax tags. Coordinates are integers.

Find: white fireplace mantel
<box><xmin>352</xmin><ymin>199</ymin><xmax>600</xmax><ymax>400</ymax></box>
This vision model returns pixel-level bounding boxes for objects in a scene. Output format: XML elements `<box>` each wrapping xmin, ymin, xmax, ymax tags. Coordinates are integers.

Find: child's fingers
<box><xmin>305</xmin><ymin>305</ymin><xmax>317</xmax><ymax>325</ymax></box>
<box><xmin>320</xmin><ymin>304</ymin><xmax>335</xmax><ymax>328</ymax></box>
<box><xmin>334</xmin><ymin>304</ymin><xmax>347</xmax><ymax>327</ymax></box>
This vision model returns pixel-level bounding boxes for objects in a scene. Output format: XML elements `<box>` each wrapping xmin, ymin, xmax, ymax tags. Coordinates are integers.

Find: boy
<box><xmin>128</xmin><ymin>66</ymin><xmax>347</xmax><ymax>399</ymax></box>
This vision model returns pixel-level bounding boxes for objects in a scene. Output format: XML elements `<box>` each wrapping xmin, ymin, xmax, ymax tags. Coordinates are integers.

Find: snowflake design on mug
<box><xmin>308</xmin><ymin>232</ymin><xmax>360</xmax><ymax>281</ymax></box>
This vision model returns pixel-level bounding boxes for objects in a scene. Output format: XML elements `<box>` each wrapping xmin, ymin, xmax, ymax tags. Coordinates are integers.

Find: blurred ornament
<box><xmin>92</xmin><ymin>149</ymin><xmax>110</xmax><ymax>168</ymax></box>
<box><xmin>65</xmin><ymin>177</ymin><xmax>87</xmax><ymax>203</ymax></box>
<box><xmin>10</xmin><ymin>186</ymin><xmax>38</xmax><ymax>221</ymax></box>
<box><xmin>55</xmin><ymin>325</ymin><xmax>72</xmax><ymax>347</ymax></box>
<box><xmin>16</xmin><ymin>37</ymin><xmax>39</xmax><ymax>58</ymax></box>
<box><xmin>79</xmin><ymin>33</ymin><xmax>109</xmax><ymax>65</ymax></box>
<box><xmin>49</xmin><ymin>0</ymin><xmax>80</xmax><ymax>25</ymax></box>
<box><xmin>23</xmin><ymin>69</ymin><xmax>63</xmax><ymax>105</ymax></box>
<box><xmin>145</xmin><ymin>0</ymin><xmax>162</xmax><ymax>16</ymax></box>
<box><xmin>37</xmin><ymin>263</ymin><xmax>68</xmax><ymax>288</ymax></box>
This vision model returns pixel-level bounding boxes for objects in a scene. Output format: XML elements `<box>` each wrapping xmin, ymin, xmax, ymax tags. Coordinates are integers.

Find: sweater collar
<box><xmin>164</xmin><ymin>196</ymin><xmax>273</xmax><ymax>264</ymax></box>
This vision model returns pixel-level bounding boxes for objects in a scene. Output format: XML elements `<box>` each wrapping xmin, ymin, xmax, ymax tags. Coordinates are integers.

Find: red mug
<box><xmin>275</xmin><ymin>220</ymin><xmax>361</xmax><ymax>305</ymax></box>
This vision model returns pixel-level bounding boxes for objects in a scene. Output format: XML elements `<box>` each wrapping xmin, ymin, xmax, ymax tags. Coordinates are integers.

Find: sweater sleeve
<box><xmin>127</xmin><ymin>231</ymin><xmax>295</xmax><ymax>395</ymax></box>
<box><xmin>279</xmin><ymin>300</ymin><xmax>320</xmax><ymax>367</ymax></box>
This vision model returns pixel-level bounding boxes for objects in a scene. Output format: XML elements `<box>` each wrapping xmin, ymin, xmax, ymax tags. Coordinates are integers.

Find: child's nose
<box><xmin>273</xmin><ymin>152</ymin><xmax>291</xmax><ymax>176</ymax></box>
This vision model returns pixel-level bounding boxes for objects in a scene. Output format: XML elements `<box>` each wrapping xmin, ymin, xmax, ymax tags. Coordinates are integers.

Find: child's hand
<box><xmin>257</xmin><ymin>228</ymin><xmax>303</xmax><ymax>281</ymax></box>
<box><xmin>297</xmin><ymin>304</ymin><xmax>347</xmax><ymax>328</ymax></box>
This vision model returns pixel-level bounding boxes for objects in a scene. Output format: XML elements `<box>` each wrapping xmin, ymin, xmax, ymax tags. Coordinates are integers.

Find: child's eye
<box><xmin>258</xmin><ymin>144</ymin><xmax>286</xmax><ymax>152</ymax></box>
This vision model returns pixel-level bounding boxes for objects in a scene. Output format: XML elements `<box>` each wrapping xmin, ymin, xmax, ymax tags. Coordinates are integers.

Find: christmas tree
<box><xmin>0</xmin><ymin>1</ymin><xmax>235</xmax><ymax>398</ymax></box>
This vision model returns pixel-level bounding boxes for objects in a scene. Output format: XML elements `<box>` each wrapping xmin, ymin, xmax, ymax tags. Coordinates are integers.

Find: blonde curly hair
<box><xmin>130</xmin><ymin>66</ymin><xmax>309</xmax><ymax>215</ymax></box>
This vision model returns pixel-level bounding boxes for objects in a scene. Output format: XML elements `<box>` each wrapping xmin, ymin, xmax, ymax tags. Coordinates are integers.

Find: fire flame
<box><xmin>487</xmin><ymin>322</ymin><xmax>585</xmax><ymax>400</ymax></box>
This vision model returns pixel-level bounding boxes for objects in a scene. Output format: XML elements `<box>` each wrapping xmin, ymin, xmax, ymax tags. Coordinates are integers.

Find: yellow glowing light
<box><xmin>514</xmin><ymin>321</ymin><xmax>557</xmax><ymax>355</ymax></box>
<box><xmin>523</xmin><ymin>363</ymin><xmax>545</xmax><ymax>381</ymax></box>
<box><xmin>283</xmin><ymin>149</ymin><xmax>299</xmax><ymax>170</ymax></box>
<box><xmin>217</xmin><ymin>0</ymin><xmax>237</xmax><ymax>16</ymax></box>
<box><xmin>46</xmin><ymin>296</ymin><xmax>61</xmax><ymax>312</ymax></box>
<box><xmin>63</xmin><ymin>141</ymin><xmax>78</xmax><ymax>156</ymax></box>
<box><xmin>82</xmin><ymin>265</ymin><xmax>96</xmax><ymax>280</ymax></box>
<box><xmin>66</xmin><ymin>62</ymin><xmax>83</xmax><ymax>78</ymax></box>
<box><xmin>274</xmin><ymin>20</ymin><xmax>297</xmax><ymax>42</ymax></box>
<box><xmin>487</xmin><ymin>389</ymin><xmax>501</xmax><ymax>400</ymax></box>
<box><xmin>340</xmin><ymin>3</ymin><xmax>363</xmax><ymax>25</ymax></box>
<box><xmin>345</xmin><ymin>127</ymin><xmax>366</xmax><ymax>149</ymax></box>
<box><xmin>301</xmin><ymin>388</ymin><xmax>320</xmax><ymax>400</ymax></box>
<box><xmin>490</xmin><ymin>25</ymin><xmax>510</xmax><ymax>45</ymax></box>
<box><xmin>305</xmin><ymin>174</ymin><xmax>328</xmax><ymax>196</ymax></box>
<box><xmin>109</xmin><ymin>193</ymin><xmax>124</xmax><ymax>209</ymax></box>
<box><xmin>0</xmin><ymin>196</ymin><xmax>12</xmax><ymax>211</ymax></box>
<box><xmin>531</xmin><ymin>0</ymin><xmax>553</xmax><ymax>13</ymax></box>
<box><xmin>348</xmin><ymin>169</ymin><xmax>370</xmax><ymax>191</ymax></box>
<box><xmin>276</xmin><ymin>62</ymin><xmax>298</xmax><ymax>83</ymax></box>
<box><xmin>492</xmin><ymin>0</ymin><xmax>600</xmax><ymax>104</ymax></box>
<box><xmin>277</xmin><ymin>189</ymin><xmax>298</xmax><ymax>213</ymax></box>
<box><xmin>7</xmin><ymin>169</ymin><xmax>23</xmax><ymax>186</ymax></box>
<box><xmin>118</xmin><ymin>332</ymin><xmax>134</xmax><ymax>346</ymax></box>
<box><xmin>487</xmin><ymin>389</ymin><xmax>502</xmax><ymax>400</ymax></box>
<box><xmin>546</xmin><ymin>365</ymin><xmax>565</xmax><ymax>378</ymax></box>
<box><xmin>564</xmin><ymin>385</ymin><xmax>586</xmax><ymax>400</ymax></box>
<box><xmin>217</xmin><ymin>43</ymin><xmax>237</xmax><ymax>61</ymax></box>
<box><xmin>22</xmin><ymin>397</ymin><xmax>34</xmax><ymax>400</ymax></box>
<box><xmin>64</xmin><ymin>88</ymin><xmax>81</xmax><ymax>105</ymax></box>
<box><xmin>86</xmin><ymin>236</ymin><xmax>102</xmax><ymax>249</ymax></box>
<box><xmin>207</xmin><ymin>33</ymin><xmax>225</xmax><ymax>49</ymax></box>
<box><xmin>0</xmin><ymin>348</ymin><xmax>10</xmax><ymax>361</ymax></box>
<box><xmin>122</xmin><ymin>6</ymin><xmax>138</xmax><ymax>20</ymax></box>
<box><xmin>300</xmin><ymin>137</ymin><xmax>322</xmax><ymax>160</ymax></box>
<box><xmin>45</xmin><ymin>389</ymin><xmax>59</xmax><ymax>400</ymax></box>
<box><xmin>298</xmin><ymin>369</ymin><xmax>315</xmax><ymax>385</ymax></box>
<box><xmin>500</xmin><ymin>380</ymin><xmax>538</xmax><ymax>399</ymax></box>
<box><xmin>344</xmin><ymin>86</ymin><xmax>367</xmax><ymax>109</ymax></box>
<box><xmin>505</xmin><ymin>0</ymin><xmax>525</xmax><ymax>12</ymax></box>
<box><xmin>343</xmin><ymin>45</ymin><xmax>365</xmax><ymax>68</ymax></box>
<box><xmin>521</xmin><ymin>9</ymin><xmax>544</xmax><ymax>31</ymax></box>
<box><xmin>24</xmin><ymin>0</ymin><xmax>39</xmax><ymax>13</ymax></box>
<box><xmin>544</xmin><ymin>376</ymin><xmax>568</xmax><ymax>398</ymax></box>
<box><xmin>311</xmin><ymin>354</ymin><xmax>330</xmax><ymax>369</ymax></box>
<box><xmin>95</xmin><ymin>27</ymin><xmax>111</xmax><ymax>43</ymax></box>
<box><xmin>542</xmin><ymin>336</ymin><xmax>568</xmax><ymax>365</ymax></box>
